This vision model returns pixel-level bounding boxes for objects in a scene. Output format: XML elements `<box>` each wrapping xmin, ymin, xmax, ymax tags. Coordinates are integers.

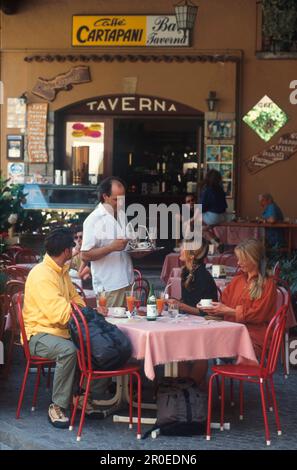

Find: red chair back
<box><xmin>275</xmin><ymin>278</ymin><xmax>291</xmax><ymax>307</ymax></box>
<box><xmin>5</xmin><ymin>280</ymin><xmax>25</xmax><ymax>331</ymax></box>
<box><xmin>216</xmin><ymin>285</ymin><xmax>222</xmax><ymax>301</ymax></box>
<box><xmin>71</xmin><ymin>302</ymin><xmax>93</xmax><ymax>375</ymax></box>
<box><xmin>134</xmin><ymin>278</ymin><xmax>150</xmax><ymax>305</ymax></box>
<box><xmin>259</xmin><ymin>305</ymin><xmax>288</xmax><ymax>377</ymax></box>
<box><xmin>6</xmin><ymin>246</ymin><xmax>23</xmax><ymax>259</ymax></box>
<box><xmin>15</xmin><ymin>249</ymin><xmax>39</xmax><ymax>264</ymax></box>
<box><xmin>133</xmin><ymin>269</ymin><xmax>142</xmax><ymax>287</ymax></box>
<box><xmin>17</xmin><ymin>292</ymin><xmax>31</xmax><ymax>362</ymax></box>
<box><xmin>72</xmin><ymin>282</ymin><xmax>87</xmax><ymax>303</ymax></box>
<box><xmin>5</xmin><ymin>265</ymin><xmax>29</xmax><ymax>282</ymax></box>
<box><xmin>0</xmin><ymin>253</ymin><xmax>14</xmax><ymax>266</ymax></box>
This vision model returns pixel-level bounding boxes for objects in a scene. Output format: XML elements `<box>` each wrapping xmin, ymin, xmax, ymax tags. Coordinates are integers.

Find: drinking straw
<box><xmin>130</xmin><ymin>282</ymin><xmax>135</xmax><ymax>297</ymax></box>
<box><xmin>164</xmin><ymin>282</ymin><xmax>172</xmax><ymax>297</ymax></box>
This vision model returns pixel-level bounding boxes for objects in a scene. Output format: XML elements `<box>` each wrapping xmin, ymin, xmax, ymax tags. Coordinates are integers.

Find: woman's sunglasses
<box><xmin>74</xmin><ymin>235</ymin><xmax>83</xmax><ymax>240</ymax></box>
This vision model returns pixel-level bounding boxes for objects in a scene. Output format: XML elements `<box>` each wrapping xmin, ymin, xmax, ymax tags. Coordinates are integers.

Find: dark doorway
<box><xmin>113</xmin><ymin>118</ymin><xmax>204</xmax><ymax>198</ymax></box>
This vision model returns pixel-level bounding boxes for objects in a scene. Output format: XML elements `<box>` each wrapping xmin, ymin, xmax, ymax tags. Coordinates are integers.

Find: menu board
<box><xmin>27</xmin><ymin>103</ymin><xmax>48</xmax><ymax>163</ymax></box>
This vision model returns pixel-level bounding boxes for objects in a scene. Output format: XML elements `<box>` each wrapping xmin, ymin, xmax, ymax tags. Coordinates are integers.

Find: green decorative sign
<box><xmin>243</xmin><ymin>95</ymin><xmax>288</xmax><ymax>142</ymax></box>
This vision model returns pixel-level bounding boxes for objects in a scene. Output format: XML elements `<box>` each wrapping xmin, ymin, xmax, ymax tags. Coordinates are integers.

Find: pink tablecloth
<box><xmin>161</xmin><ymin>252</ymin><xmax>237</xmax><ymax>284</ymax></box>
<box><xmin>214</xmin><ymin>226</ymin><xmax>264</xmax><ymax>245</ymax></box>
<box><xmin>160</xmin><ymin>253</ymin><xmax>182</xmax><ymax>284</ymax></box>
<box><xmin>166</xmin><ymin>275</ymin><xmax>296</xmax><ymax>329</ymax></box>
<box><xmin>115</xmin><ymin>316</ymin><xmax>257</xmax><ymax>380</ymax></box>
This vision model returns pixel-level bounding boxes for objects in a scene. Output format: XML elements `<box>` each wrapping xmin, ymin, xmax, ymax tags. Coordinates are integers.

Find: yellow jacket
<box><xmin>23</xmin><ymin>253</ymin><xmax>86</xmax><ymax>340</ymax></box>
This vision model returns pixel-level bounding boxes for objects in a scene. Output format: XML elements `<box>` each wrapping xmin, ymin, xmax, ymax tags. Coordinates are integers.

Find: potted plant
<box><xmin>262</xmin><ymin>0</ymin><xmax>297</xmax><ymax>52</ymax></box>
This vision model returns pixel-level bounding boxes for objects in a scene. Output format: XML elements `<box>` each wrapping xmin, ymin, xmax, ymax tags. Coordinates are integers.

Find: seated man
<box><xmin>23</xmin><ymin>227</ymin><xmax>86</xmax><ymax>428</ymax></box>
<box><xmin>259</xmin><ymin>193</ymin><xmax>284</xmax><ymax>247</ymax></box>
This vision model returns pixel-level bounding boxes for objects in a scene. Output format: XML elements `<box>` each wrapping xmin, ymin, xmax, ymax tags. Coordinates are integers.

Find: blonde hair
<box><xmin>182</xmin><ymin>240</ymin><xmax>209</xmax><ymax>290</ymax></box>
<box><xmin>235</xmin><ymin>239</ymin><xmax>267</xmax><ymax>300</ymax></box>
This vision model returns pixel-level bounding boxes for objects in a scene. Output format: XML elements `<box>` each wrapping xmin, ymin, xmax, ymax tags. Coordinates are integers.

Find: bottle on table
<box><xmin>146</xmin><ymin>283</ymin><xmax>157</xmax><ymax>321</ymax></box>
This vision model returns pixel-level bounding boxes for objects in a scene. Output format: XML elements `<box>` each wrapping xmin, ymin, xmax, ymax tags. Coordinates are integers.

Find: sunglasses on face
<box><xmin>74</xmin><ymin>235</ymin><xmax>83</xmax><ymax>240</ymax></box>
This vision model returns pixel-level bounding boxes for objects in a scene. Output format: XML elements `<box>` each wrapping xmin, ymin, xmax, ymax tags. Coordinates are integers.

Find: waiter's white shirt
<box><xmin>81</xmin><ymin>203</ymin><xmax>134</xmax><ymax>293</ymax></box>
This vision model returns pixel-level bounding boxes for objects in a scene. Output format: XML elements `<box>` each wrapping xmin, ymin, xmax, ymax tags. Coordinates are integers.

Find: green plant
<box><xmin>262</xmin><ymin>0</ymin><xmax>297</xmax><ymax>44</ymax></box>
<box><xmin>267</xmin><ymin>250</ymin><xmax>297</xmax><ymax>295</ymax></box>
<box><xmin>0</xmin><ymin>175</ymin><xmax>27</xmax><ymax>233</ymax></box>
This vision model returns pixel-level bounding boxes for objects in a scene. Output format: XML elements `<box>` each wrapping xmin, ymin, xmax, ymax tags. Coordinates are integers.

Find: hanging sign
<box><xmin>72</xmin><ymin>15</ymin><xmax>190</xmax><ymax>47</ymax></box>
<box><xmin>246</xmin><ymin>133</ymin><xmax>297</xmax><ymax>173</ymax></box>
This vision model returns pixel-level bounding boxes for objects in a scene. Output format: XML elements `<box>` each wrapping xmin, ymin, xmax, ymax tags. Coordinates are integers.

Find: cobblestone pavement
<box><xmin>0</xmin><ymin>355</ymin><xmax>296</xmax><ymax>450</ymax></box>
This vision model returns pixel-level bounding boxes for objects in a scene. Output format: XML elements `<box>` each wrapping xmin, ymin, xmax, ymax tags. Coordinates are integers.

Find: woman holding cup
<box><xmin>198</xmin><ymin>238</ymin><xmax>277</xmax><ymax>357</ymax></box>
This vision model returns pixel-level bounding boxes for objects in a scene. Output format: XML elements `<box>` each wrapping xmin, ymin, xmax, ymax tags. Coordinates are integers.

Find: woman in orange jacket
<box><xmin>200</xmin><ymin>238</ymin><xmax>277</xmax><ymax>357</ymax></box>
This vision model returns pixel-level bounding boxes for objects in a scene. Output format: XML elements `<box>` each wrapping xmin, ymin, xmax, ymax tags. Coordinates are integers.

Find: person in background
<box><xmin>200</xmin><ymin>169</ymin><xmax>228</xmax><ymax>253</ymax></box>
<box><xmin>259</xmin><ymin>193</ymin><xmax>284</xmax><ymax>247</ymax></box>
<box><xmin>166</xmin><ymin>239</ymin><xmax>218</xmax><ymax>388</ymax></box>
<box><xmin>200</xmin><ymin>238</ymin><xmax>277</xmax><ymax>358</ymax></box>
<box><xmin>23</xmin><ymin>228</ymin><xmax>86</xmax><ymax>428</ymax></box>
<box><xmin>81</xmin><ymin>176</ymin><xmax>134</xmax><ymax>308</ymax></box>
<box><xmin>175</xmin><ymin>193</ymin><xmax>198</xmax><ymax>247</ymax></box>
<box><xmin>70</xmin><ymin>225</ymin><xmax>91</xmax><ymax>282</ymax></box>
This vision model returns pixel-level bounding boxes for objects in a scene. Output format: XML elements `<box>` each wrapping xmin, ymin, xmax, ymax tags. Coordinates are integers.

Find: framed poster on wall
<box><xmin>7</xmin><ymin>135</ymin><xmax>24</xmax><ymax>161</ymax></box>
<box><xmin>205</xmin><ymin>120</ymin><xmax>235</xmax><ymax>142</ymax></box>
<box><xmin>205</xmin><ymin>144</ymin><xmax>234</xmax><ymax>197</ymax></box>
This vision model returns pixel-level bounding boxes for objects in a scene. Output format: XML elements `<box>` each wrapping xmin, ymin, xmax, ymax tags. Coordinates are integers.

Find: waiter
<box><xmin>81</xmin><ymin>176</ymin><xmax>133</xmax><ymax>307</ymax></box>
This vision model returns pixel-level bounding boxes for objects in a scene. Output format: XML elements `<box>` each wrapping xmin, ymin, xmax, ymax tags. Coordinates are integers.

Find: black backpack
<box><xmin>153</xmin><ymin>377</ymin><xmax>207</xmax><ymax>436</ymax></box>
<box><xmin>69</xmin><ymin>306</ymin><xmax>132</xmax><ymax>370</ymax></box>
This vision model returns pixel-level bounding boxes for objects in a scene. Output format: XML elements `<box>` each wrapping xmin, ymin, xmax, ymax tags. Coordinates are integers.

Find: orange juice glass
<box><xmin>156</xmin><ymin>298</ymin><xmax>165</xmax><ymax>315</ymax></box>
<box><xmin>126</xmin><ymin>295</ymin><xmax>135</xmax><ymax>314</ymax></box>
<box><xmin>99</xmin><ymin>294</ymin><xmax>107</xmax><ymax>308</ymax></box>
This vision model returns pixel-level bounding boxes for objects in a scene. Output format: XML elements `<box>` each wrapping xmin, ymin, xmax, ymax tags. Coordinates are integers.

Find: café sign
<box><xmin>72</xmin><ymin>15</ymin><xmax>190</xmax><ymax>47</ymax></box>
<box><xmin>246</xmin><ymin>133</ymin><xmax>297</xmax><ymax>173</ymax></box>
<box><xmin>64</xmin><ymin>95</ymin><xmax>203</xmax><ymax>116</ymax></box>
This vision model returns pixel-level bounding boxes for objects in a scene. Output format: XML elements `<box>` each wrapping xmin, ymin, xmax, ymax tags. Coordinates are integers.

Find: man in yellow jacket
<box><xmin>23</xmin><ymin>227</ymin><xmax>86</xmax><ymax>428</ymax></box>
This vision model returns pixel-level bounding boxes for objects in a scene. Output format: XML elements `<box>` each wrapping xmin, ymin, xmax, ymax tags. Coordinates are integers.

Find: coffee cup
<box><xmin>137</xmin><ymin>241</ymin><xmax>150</xmax><ymax>249</ymax></box>
<box><xmin>200</xmin><ymin>299</ymin><xmax>213</xmax><ymax>307</ymax></box>
<box><xmin>109</xmin><ymin>307</ymin><xmax>126</xmax><ymax>317</ymax></box>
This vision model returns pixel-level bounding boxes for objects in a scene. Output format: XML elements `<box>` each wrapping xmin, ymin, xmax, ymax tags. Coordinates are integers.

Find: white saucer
<box><xmin>197</xmin><ymin>303</ymin><xmax>214</xmax><ymax>309</ymax></box>
<box><xmin>108</xmin><ymin>308</ymin><xmax>128</xmax><ymax>318</ymax></box>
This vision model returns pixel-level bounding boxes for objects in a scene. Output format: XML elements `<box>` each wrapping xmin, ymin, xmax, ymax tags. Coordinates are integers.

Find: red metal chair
<box><xmin>274</xmin><ymin>278</ymin><xmax>291</xmax><ymax>378</ymax></box>
<box><xmin>206</xmin><ymin>304</ymin><xmax>288</xmax><ymax>446</ymax></box>
<box><xmin>16</xmin><ymin>293</ymin><xmax>55</xmax><ymax>418</ymax></box>
<box><xmin>5</xmin><ymin>245</ymin><xmax>23</xmax><ymax>260</ymax></box>
<box><xmin>69</xmin><ymin>302</ymin><xmax>142</xmax><ymax>441</ymax></box>
<box><xmin>133</xmin><ymin>268</ymin><xmax>142</xmax><ymax>284</ymax></box>
<box><xmin>134</xmin><ymin>277</ymin><xmax>150</xmax><ymax>306</ymax></box>
<box><xmin>0</xmin><ymin>253</ymin><xmax>14</xmax><ymax>266</ymax></box>
<box><xmin>72</xmin><ymin>282</ymin><xmax>87</xmax><ymax>304</ymax></box>
<box><xmin>1</xmin><ymin>280</ymin><xmax>25</xmax><ymax>378</ymax></box>
<box><xmin>14</xmin><ymin>249</ymin><xmax>39</xmax><ymax>264</ymax></box>
<box><xmin>5</xmin><ymin>265</ymin><xmax>30</xmax><ymax>282</ymax></box>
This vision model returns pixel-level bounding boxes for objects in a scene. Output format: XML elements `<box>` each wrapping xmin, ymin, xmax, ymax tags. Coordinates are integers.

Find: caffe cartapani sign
<box><xmin>72</xmin><ymin>15</ymin><xmax>190</xmax><ymax>47</ymax></box>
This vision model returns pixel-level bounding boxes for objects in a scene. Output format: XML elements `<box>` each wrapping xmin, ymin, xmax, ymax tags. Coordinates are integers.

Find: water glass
<box><xmin>168</xmin><ymin>301</ymin><xmax>180</xmax><ymax>321</ymax></box>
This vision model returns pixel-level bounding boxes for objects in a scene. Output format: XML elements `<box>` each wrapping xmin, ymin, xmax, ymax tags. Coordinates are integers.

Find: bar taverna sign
<box><xmin>87</xmin><ymin>96</ymin><xmax>177</xmax><ymax>113</ymax></box>
<box><xmin>64</xmin><ymin>95</ymin><xmax>202</xmax><ymax>116</ymax></box>
<box><xmin>72</xmin><ymin>15</ymin><xmax>190</xmax><ymax>47</ymax></box>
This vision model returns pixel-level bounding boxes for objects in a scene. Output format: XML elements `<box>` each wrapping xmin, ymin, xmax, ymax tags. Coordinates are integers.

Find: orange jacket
<box><xmin>222</xmin><ymin>274</ymin><xmax>277</xmax><ymax>357</ymax></box>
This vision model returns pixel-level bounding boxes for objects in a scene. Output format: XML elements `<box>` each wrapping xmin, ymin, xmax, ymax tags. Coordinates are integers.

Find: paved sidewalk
<box><xmin>0</xmin><ymin>352</ymin><xmax>297</xmax><ymax>450</ymax></box>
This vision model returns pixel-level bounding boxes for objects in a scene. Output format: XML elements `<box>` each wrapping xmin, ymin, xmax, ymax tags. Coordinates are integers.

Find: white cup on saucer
<box><xmin>200</xmin><ymin>299</ymin><xmax>213</xmax><ymax>307</ymax></box>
